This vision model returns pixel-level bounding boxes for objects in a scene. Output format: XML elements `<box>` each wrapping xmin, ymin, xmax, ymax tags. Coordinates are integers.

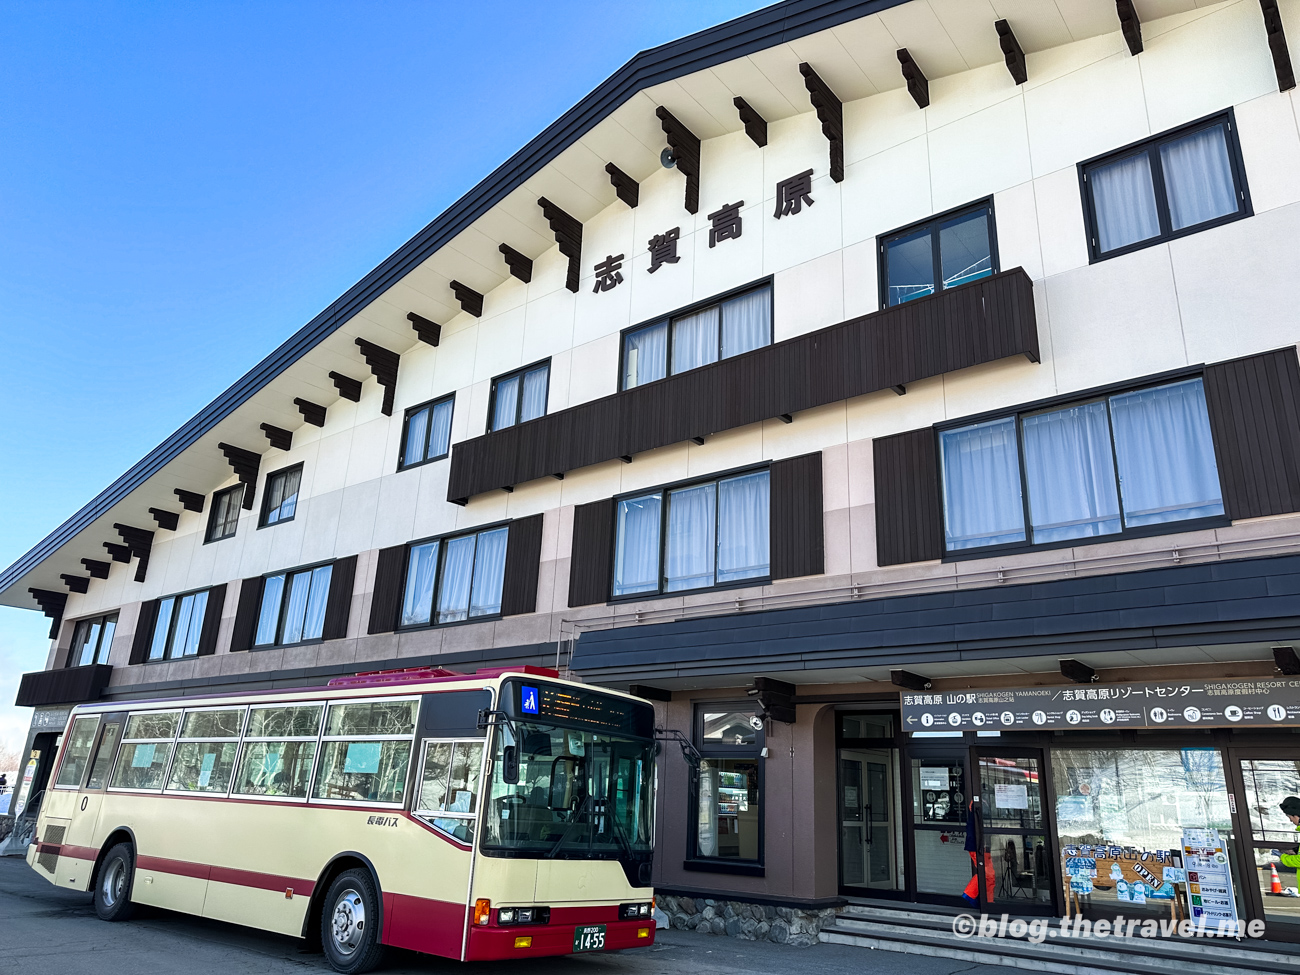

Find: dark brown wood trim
<box><xmin>798</xmin><ymin>63</ymin><xmax>844</xmax><ymax>182</ymax></box>
<box><xmin>656</xmin><ymin>106</ymin><xmax>701</xmax><ymax>214</ymax></box>
<box><xmin>873</xmin><ymin>427</ymin><xmax>943</xmax><ymax>566</ymax></box>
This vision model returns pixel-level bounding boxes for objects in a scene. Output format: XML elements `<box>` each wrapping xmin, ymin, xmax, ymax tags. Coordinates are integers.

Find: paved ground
<box><xmin>0</xmin><ymin>855</ymin><xmax>1023</xmax><ymax>975</ymax></box>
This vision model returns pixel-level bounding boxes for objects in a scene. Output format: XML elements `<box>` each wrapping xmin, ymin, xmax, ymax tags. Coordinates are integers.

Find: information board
<box><xmin>900</xmin><ymin>678</ymin><xmax>1300</xmax><ymax>731</ymax></box>
<box><xmin>1183</xmin><ymin>828</ymin><xmax>1239</xmax><ymax>925</ymax></box>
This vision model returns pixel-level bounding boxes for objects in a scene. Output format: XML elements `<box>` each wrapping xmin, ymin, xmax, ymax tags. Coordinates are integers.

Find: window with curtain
<box><xmin>399</xmin><ymin>394</ymin><xmax>454</xmax><ymax>469</ymax></box>
<box><xmin>399</xmin><ymin>525</ymin><xmax>509</xmax><ymax>627</ymax></box>
<box><xmin>69</xmin><ymin>613</ymin><xmax>118</xmax><ymax>667</ymax></box>
<box><xmin>620</xmin><ymin>284</ymin><xmax>773</xmax><ymax>390</ymax></box>
<box><xmin>489</xmin><ymin>361</ymin><xmax>549</xmax><ymax>432</ymax></box>
<box><xmin>206</xmin><ymin>485</ymin><xmax>243</xmax><ymax>542</ymax></box>
<box><xmin>260</xmin><ymin>465</ymin><xmax>302</xmax><ymax>527</ymax></box>
<box><xmin>253</xmin><ymin>563</ymin><xmax>333</xmax><ymax>647</ymax></box>
<box><xmin>148</xmin><ymin>590</ymin><xmax>210</xmax><ymax>660</ymax></box>
<box><xmin>940</xmin><ymin>377</ymin><xmax>1224</xmax><ymax>555</ymax></box>
<box><xmin>880</xmin><ymin>200</ymin><xmax>996</xmax><ymax>307</ymax></box>
<box><xmin>1082</xmin><ymin>114</ymin><xmax>1248</xmax><ymax>260</ymax></box>
<box><xmin>612</xmin><ymin>469</ymin><xmax>770</xmax><ymax>597</ymax></box>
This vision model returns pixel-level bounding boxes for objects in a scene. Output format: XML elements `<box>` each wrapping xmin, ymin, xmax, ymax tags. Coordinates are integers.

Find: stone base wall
<box><xmin>656</xmin><ymin>893</ymin><xmax>837</xmax><ymax>947</ymax></box>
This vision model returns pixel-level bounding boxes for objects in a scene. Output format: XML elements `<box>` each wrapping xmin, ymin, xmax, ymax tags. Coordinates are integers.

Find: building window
<box><xmin>260</xmin><ymin>464</ymin><xmax>302</xmax><ymax>527</ymax></box>
<box><xmin>692</xmin><ymin>706</ymin><xmax>763</xmax><ymax>866</ymax></box>
<box><xmin>68</xmin><ymin>613</ymin><xmax>118</xmax><ymax>667</ymax></box>
<box><xmin>939</xmin><ymin>377</ymin><xmax>1225</xmax><ymax>555</ymax></box>
<box><xmin>489</xmin><ymin>361</ymin><xmax>549</xmax><ymax>432</ymax></box>
<box><xmin>206</xmin><ymin>485</ymin><xmax>243</xmax><ymax>542</ymax></box>
<box><xmin>613</xmin><ymin>469</ymin><xmax>770</xmax><ymax>598</ymax></box>
<box><xmin>879</xmin><ymin>199</ymin><xmax>996</xmax><ymax>307</ymax></box>
<box><xmin>1081</xmin><ymin>112</ymin><xmax>1250</xmax><ymax>261</ymax></box>
<box><xmin>400</xmin><ymin>525</ymin><xmax>509</xmax><ymax>627</ymax></box>
<box><xmin>254</xmin><ymin>563</ymin><xmax>333</xmax><ymax>647</ymax></box>
<box><xmin>621</xmin><ymin>284</ymin><xmax>772</xmax><ymax>390</ymax></box>
<box><xmin>399</xmin><ymin>394</ymin><xmax>454</xmax><ymax>469</ymax></box>
<box><xmin>148</xmin><ymin>590</ymin><xmax>210</xmax><ymax>661</ymax></box>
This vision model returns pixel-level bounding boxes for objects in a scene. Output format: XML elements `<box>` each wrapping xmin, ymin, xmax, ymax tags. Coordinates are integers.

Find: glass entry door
<box><xmin>975</xmin><ymin>749</ymin><xmax>1055</xmax><ymax>914</ymax></box>
<box><xmin>910</xmin><ymin>752</ymin><xmax>975</xmax><ymax>904</ymax></box>
<box><xmin>837</xmin><ymin>713</ymin><xmax>903</xmax><ymax>897</ymax></box>
<box><xmin>1230</xmin><ymin>750</ymin><xmax>1300</xmax><ymax>941</ymax></box>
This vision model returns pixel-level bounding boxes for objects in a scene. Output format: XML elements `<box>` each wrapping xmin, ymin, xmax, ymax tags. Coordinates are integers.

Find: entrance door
<box><xmin>836</xmin><ymin>712</ymin><xmax>904</xmax><ymax>898</ymax></box>
<box><xmin>974</xmin><ymin>748</ymin><xmax>1056</xmax><ymax>914</ymax></box>
<box><xmin>909</xmin><ymin>752</ymin><xmax>975</xmax><ymax>905</ymax></box>
<box><xmin>1228</xmin><ymin>748</ymin><xmax>1300</xmax><ymax>942</ymax></box>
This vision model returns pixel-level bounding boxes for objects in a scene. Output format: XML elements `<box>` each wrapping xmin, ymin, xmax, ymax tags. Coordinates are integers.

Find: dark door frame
<box><xmin>835</xmin><ymin>709</ymin><xmax>910</xmax><ymax>901</ymax></box>
<box><xmin>903</xmin><ymin>738</ymin><xmax>974</xmax><ymax>908</ymax></box>
<box><xmin>1223</xmin><ymin>744</ymin><xmax>1300</xmax><ymax>944</ymax></box>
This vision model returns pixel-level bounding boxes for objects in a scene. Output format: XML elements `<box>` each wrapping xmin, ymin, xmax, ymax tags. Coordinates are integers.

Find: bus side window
<box><xmin>86</xmin><ymin>718</ymin><xmax>125</xmax><ymax>790</ymax></box>
<box><xmin>415</xmin><ymin>740</ymin><xmax>483</xmax><ymax>841</ymax></box>
<box><xmin>109</xmin><ymin>712</ymin><xmax>181</xmax><ymax>791</ymax></box>
<box><xmin>54</xmin><ymin>716</ymin><xmax>101</xmax><ymax>788</ymax></box>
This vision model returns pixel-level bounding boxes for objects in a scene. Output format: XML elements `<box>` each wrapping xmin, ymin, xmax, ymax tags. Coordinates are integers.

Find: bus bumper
<box><xmin>465</xmin><ymin>918</ymin><xmax>655</xmax><ymax>960</ymax></box>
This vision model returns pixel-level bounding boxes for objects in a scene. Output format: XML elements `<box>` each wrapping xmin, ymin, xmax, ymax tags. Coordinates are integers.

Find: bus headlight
<box><xmin>498</xmin><ymin>908</ymin><xmax>516</xmax><ymax>924</ymax></box>
<box><xmin>619</xmin><ymin>902</ymin><xmax>653</xmax><ymax>919</ymax></box>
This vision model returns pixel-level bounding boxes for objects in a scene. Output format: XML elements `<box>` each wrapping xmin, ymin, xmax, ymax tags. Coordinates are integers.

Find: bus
<box><xmin>24</xmin><ymin>665</ymin><xmax>658</xmax><ymax>973</ymax></box>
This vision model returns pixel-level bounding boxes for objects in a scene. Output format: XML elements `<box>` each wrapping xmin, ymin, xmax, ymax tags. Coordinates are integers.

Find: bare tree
<box><xmin>0</xmin><ymin>740</ymin><xmax>24</xmax><ymax>781</ymax></box>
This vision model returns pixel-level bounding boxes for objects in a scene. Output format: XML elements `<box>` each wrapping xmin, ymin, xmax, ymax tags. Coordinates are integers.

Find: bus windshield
<box><xmin>481</xmin><ymin>721</ymin><xmax>654</xmax><ymax>864</ymax></box>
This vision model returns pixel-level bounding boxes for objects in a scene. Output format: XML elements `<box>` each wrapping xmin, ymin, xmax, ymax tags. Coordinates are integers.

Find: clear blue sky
<box><xmin>0</xmin><ymin>0</ymin><xmax>771</xmax><ymax>756</ymax></box>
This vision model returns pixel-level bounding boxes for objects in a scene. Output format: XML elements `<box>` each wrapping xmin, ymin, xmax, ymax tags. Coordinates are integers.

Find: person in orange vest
<box><xmin>961</xmin><ymin>800</ymin><xmax>995</xmax><ymax>905</ymax></box>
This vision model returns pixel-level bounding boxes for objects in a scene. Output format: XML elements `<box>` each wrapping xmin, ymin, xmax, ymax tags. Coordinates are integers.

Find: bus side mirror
<box><xmin>502</xmin><ymin>745</ymin><xmax>520</xmax><ymax>785</ymax></box>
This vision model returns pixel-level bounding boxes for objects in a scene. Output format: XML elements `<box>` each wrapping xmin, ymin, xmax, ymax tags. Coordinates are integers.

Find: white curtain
<box><xmin>1109</xmin><ymin>379</ymin><xmax>1224</xmax><ymax>527</ymax></box>
<box><xmin>281</xmin><ymin>570</ymin><xmax>313</xmax><ymax>644</ymax></box>
<box><xmin>180</xmin><ymin>590</ymin><xmax>209</xmax><ymax>656</ymax></box>
<box><xmin>672</xmin><ymin>306</ymin><xmax>720</xmax><ymax>374</ymax></box>
<box><xmin>1022</xmin><ymin>401</ymin><xmax>1121</xmax><ymax>543</ymax></box>
<box><xmin>940</xmin><ymin>417</ymin><xmax>1027</xmax><ymax>550</ymax></box>
<box><xmin>613</xmin><ymin>494</ymin><xmax>662</xmax><ymax>596</ymax></box>
<box><xmin>623</xmin><ymin>322</ymin><xmax>667</xmax><ymax>388</ymax></box>
<box><xmin>1092</xmin><ymin>151</ymin><xmax>1161</xmax><ymax>253</ymax></box>
<box><xmin>665</xmin><ymin>482</ymin><xmax>716</xmax><ymax>591</ymax></box>
<box><xmin>150</xmin><ymin>597</ymin><xmax>175</xmax><ymax>659</ymax></box>
<box><xmin>429</xmin><ymin>398</ymin><xmax>454</xmax><ymax>458</ymax></box>
<box><xmin>255</xmin><ymin>575</ymin><xmax>285</xmax><ymax>646</ymax></box>
<box><xmin>721</xmin><ymin>290</ymin><xmax>770</xmax><ymax>360</ymax></box>
<box><xmin>520</xmin><ymin>366</ymin><xmax>548</xmax><ymax>422</ymax></box>
<box><xmin>717</xmin><ymin>471</ymin><xmax>769</xmax><ymax>582</ymax></box>
<box><xmin>401</xmin><ymin>540</ymin><xmax>439</xmax><ymax>627</ymax></box>
<box><xmin>302</xmin><ymin>566</ymin><xmax>332</xmax><ymax>640</ymax></box>
<box><xmin>1161</xmin><ymin>126</ymin><xmax>1237</xmax><ymax>231</ymax></box>
<box><xmin>438</xmin><ymin>535</ymin><xmax>477</xmax><ymax>622</ymax></box>
<box><xmin>492</xmin><ymin>375</ymin><xmax>519</xmax><ymax>431</ymax></box>
<box><xmin>404</xmin><ymin>406</ymin><xmax>430</xmax><ymax>465</ymax></box>
<box><xmin>469</xmin><ymin>527</ymin><xmax>509</xmax><ymax>617</ymax></box>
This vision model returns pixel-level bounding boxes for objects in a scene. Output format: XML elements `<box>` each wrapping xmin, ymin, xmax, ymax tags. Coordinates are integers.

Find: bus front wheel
<box><xmin>94</xmin><ymin>843</ymin><xmax>137</xmax><ymax>922</ymax></box>
<box><xmin>321</xmin><ymin>869</ymin><xmax>385</xmax><ymax>974</ymax></box>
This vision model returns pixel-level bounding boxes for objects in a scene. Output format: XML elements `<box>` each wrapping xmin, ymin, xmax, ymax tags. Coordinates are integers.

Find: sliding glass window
<box><xmin>69</xmin><ymin>614</ymin><xmax>117</xmax><ymax>667</ymax></box>
<box><xmin>621</xmin><ymin>284</ymin><xmax>772</xmax><ymax>390</ymax></box>
<box><xmin>400</xmin><ymin>394</ymin><xmax>454</xmax><ymax>469</ymax></box>
<box><xmin>206</xmin><ymin>485</ymin><xmax>243</xmax><ymax>542</ymax></box>
<box><xmin>254</xmin><ymin>564</ymin><xmax>333</xmax><ymax>647</ymax></box>
<box><xmin>1081</xmin><ymin>112</ymin><xmax>1250</xmax><ymax>261</ymax></box>
<box><xmin>940</xmin><ymin>377</ymin><xmax>1224</xmax><ymax>555</ymax></box>
<box><xmin>489</xmin><ymin>361</ymin><xmax>549</xmax><ymax>432</ymax></box>
<box><xmin>880</xmin><ymin>200</ymin><xmax>996</xmax><ymax>307</ymax></box>
<box><xmin>613</xmin><ymin>469</ymin><xmax>770</xmax><ymax>597</ymax></box>
<box><xmin>400</xmin><ymin>525</ymin><xmax>509</xmax><ymax>627</ymax></box>
<box><xmin>148</xmin><ymin>590</ymin><xmax>210</xmax><ymax>660</ymax></box>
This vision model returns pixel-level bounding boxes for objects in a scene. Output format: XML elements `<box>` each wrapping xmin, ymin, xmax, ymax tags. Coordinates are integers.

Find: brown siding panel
<box><xmin>568</xmin><ymin>499</ymin><xmax>615</xmax><ymax>607</ymax></box>
<box><xmin>874</xmin><ymin>428</ymin><xmax>944</xmax><ymax>566</ymax></box>
<box><xmin>448</xmin><ymin>268</ymin><xmax>1038</xmax><ymax>501</ymax></box>
<box><xmin>128</xmin><ymin>599</ymin><xmax>159</xmax><ymax>664</ymax></box>
<box><xmin>230</xmin><ymin>577</ymin><xmax>263</xmax><ymax>652</ymax></box>
<box><xmin>322</xmin><ymin>555</ymin><xmax>358</xmax><ymax>640</ymax></box>
<box><xmin>770</xmin><ymin>452</ymin><xmax>824</xmax><ymax>580</ymax></box>
<box><xmin>368</xmin><ymin>545</ymin><xmax>407</xmax><ymax>635</ymax></box>
<box><xmin>16</xmin><ymin>664</ymin><xmax>113</xmax><ymax>707</ymax></box>
<box><xmin>196</xmin><ymin>584</ymin><xmax>227</xmax><ymax>656</ymax></box>
<box><xmin>1204</xmin><ymin>346</ymin><xmax>1300</xmax><ymax>520</ymax></box>
<box><xmin>502</xmin><ymin>514</ymin><xmax>545</xmax><ymax>616</ymax></box>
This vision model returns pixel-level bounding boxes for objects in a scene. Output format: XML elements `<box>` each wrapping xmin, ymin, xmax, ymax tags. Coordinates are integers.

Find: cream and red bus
<box><xmin>25</xmin><ymin>665</ymin><xmax>657</xmax><ymax>972</ymax></box>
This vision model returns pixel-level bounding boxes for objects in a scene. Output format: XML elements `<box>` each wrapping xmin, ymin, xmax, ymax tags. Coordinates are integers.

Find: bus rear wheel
<box><xmin>94</xmin><ymin>843</ymin><xmax>136</xmax><ymax>922</ymax></box>
<box><xmin>321</xmin><ymin>869</ymin><xmax>385</xmax><ymax>974</ymax></box>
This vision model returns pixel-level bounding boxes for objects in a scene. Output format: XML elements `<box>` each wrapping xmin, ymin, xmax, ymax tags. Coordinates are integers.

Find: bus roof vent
<box><xmin>474</xmin><ymin>665</ymin><xmax>560</xmax><ymax>678</ymax></box>
<box><xmin>327</xmin><ymin>666</ymin><xmax>464</xmax><ymax>687</ymax></box>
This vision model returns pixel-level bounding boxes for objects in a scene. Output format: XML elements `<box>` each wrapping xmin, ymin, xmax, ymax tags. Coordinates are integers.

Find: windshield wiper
<box><xmin>546</xmin><ymin>791</ymin><xmax>592</xmax><ymax>859</ymax></box>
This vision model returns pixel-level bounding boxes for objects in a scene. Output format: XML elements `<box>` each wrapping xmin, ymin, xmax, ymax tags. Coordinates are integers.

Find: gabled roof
<box><xmin>0</xmin><ymin>0</ymin><xmax>912</xmax><ymax>605</ymax></box>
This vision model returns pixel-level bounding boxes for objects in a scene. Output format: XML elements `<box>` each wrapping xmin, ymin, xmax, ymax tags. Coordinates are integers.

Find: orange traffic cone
<box><xmin>1271</xmin><ymin>862</ymin><xmax>1283</xmax><ymax>895</ymax></box>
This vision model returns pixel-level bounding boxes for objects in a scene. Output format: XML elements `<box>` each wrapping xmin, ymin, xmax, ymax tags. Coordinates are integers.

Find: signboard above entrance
<box><xmin>900</xmin><ymin>678</ymin><xmax>1300</xmax><ymax>732</ymax></box>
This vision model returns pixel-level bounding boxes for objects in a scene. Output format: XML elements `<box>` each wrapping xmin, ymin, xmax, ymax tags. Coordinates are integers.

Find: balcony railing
<box><xmin>447</xmin><ymin>267</ymin><xmax>1038</xmax><ymax>503</ymax></box>
<box><xmin>16</xmin><ymin>663</ymin><xmax>112</xmax><ymax>708</ymax></box>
